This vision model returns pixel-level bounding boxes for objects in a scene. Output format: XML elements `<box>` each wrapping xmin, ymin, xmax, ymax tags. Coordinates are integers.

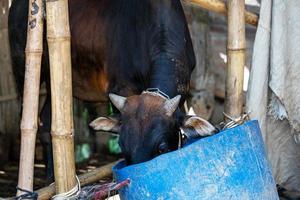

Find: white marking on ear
<box><xmin>89</xmin><ymin>117</ymin><xmax>120</xmax><ymax>133</ymax></box>
<box><xmin>181</xmin><ymin>116</ymin><xmax>216</xmax><ymax>138</ymax></box>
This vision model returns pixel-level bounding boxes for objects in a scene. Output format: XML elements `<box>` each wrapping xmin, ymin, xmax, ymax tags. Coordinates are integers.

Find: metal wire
<box><xmin>220</xmin><ymin>111</ymin><xmax>251</xmax><ymax>130</ymax></box>
<box><xmin>15</xmin><ymin>187</ymin><xmax>38</xmax><ymax>200</ymax></box>
<box><xmin>52</xmin><ymin>176</ymin><xmax>81</xmax><ymax>200</ymax></box>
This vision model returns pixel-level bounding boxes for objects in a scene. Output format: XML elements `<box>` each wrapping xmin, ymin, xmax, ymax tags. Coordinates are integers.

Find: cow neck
<box><xmin>149</xmin><ymin>56</ymin><xmax>178</xmax><ymax>98</ymax></box>
<box><xmin>144</xmin><ymin>83</ymin><xmax>177</xmax><ymax>100</ymax></box>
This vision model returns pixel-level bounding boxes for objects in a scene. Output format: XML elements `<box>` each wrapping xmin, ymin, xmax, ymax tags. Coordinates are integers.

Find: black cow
<box><xmin>9</xmin><ymin>0</ymin><xmax>215</xmax><ymax>182</ymax></box>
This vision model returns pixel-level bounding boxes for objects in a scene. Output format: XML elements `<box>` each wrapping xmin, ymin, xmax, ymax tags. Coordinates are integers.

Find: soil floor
<box><xmin>1</xmin><ymin>154</ymin><xmax>299</xmax><ymax>199</ymax></box>
<box><xmin>0</xmin><ymin>153</ymin><xmax>119</xmax><ymax>198</ymax></box>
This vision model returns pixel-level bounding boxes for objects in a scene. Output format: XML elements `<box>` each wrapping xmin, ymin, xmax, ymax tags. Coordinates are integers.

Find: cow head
<box><xmin>90</xmin><ymin>92</ymin><xmax>215</xmax><ymax>164</ymax></box>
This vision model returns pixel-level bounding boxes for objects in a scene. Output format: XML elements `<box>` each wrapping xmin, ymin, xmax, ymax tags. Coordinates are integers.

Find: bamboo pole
<box><xmin>224</xmin><ymin>0</ymin><xmax>246</xmax><ymax>119</ymax></box>
<box><xmin>16</xmin><ymin>0</ymin><xmax>44</xmax><ymax>196</ymax></box>
<box><xmin>184</xmin><ymin>0</ymin><xmax>258</xmax><ymax>27</ymax></box>
<box><xmin>46</xmin><ymin>0</ymin><xmax>76</xmax><ymax>194</ymax></box>
<box><xmin>36</xmin><ymin>161</ymin><xmax>118</xmax><ymax>200</ymax></box>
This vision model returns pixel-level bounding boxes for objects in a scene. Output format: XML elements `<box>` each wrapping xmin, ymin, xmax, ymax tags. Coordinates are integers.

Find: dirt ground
<box><xmin>0</xmin><ymin>153</ymin><xmax>119</xmax><ymax>198</ymax></box>
<box><xmin>0</xmin><ymin>154</ymin><xmax>298</xmax><ymax>199</ymax></box>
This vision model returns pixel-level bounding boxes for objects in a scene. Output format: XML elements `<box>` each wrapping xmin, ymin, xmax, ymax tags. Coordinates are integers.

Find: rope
<box><xmin>94</xmin><ymin>179</ymin><xmax>130</xmax><ymax>200</ymax></box>
<box><xmin>15</xmin><ymin>187</ymin><xmax>38</xmax><ymax>200</ymax></box>
<box><xmin>220</xmin><ymin>112</ymin><xmax>250</xmax><ymax>130</ymax></box>
<box><xmin>144</xmin><ymin>88</ymin><xmax>170</xmax><ymax>99</ymax></box>
<box><xmin>52</xmin><ymin>176</ymin><xmax>81</xmax><ymax>200</ymax></box>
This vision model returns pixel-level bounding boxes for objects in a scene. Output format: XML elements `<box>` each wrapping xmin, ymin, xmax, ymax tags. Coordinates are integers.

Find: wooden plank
<box><xmin>184</xmin><ymin>0</ymin><xmax>258</xmax><ymax>27</ymax></box>
<box><xmin>0</xmin><ymin>0</ymin><xmax>20</xmax><ymax>137</ymax></box>
<box><xmin>36</xmin><ymin>161</ymin><xmax>118</xmax><ymax>200</ymax></box>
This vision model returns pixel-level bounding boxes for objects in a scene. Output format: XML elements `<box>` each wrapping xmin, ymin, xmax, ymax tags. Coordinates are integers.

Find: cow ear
<box><xmin>89</xmin><ymin>117</ymin><xmax>120</xmax><ymax>133</ymax></box>
<box><xmin>109</xmin><ymin>93</ymin><xmax>127</xmax><ymax>112</ymax></box>
<box><xmin>180</xmin><ymin>116</ymin><xmax>216</xmax><ymax>139</ymax></box>
<box><xmin>164</xmin><ymin>95</ymin><xmax>181</xmax><ymax>117</ymax></box>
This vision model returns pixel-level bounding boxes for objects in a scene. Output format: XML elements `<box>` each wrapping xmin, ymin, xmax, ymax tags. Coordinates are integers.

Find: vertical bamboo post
<box><xmin>225</xmin><ymin>0</ymin><xmax>246</xmax><ymax>119</ymax></box>
<box><xmin>16</xmin><ymin>0</ymin><xmax>44</xmax><ymax>196</ymax></box>
<box><xmin>46</xmin><ymin>0</ymin><xmax>76</xmax><ymax>194</ymax></box>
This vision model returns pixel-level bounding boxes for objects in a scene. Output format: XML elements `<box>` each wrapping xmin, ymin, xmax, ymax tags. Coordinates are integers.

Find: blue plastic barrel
<box><xmin>113</xmin><ymin>120</ymin><xmax>279</xmax><ymax>200</ymax></box>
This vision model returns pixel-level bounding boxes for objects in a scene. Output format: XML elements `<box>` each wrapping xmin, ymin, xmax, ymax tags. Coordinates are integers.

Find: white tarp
<box><xmin>247</xmin><ymin>0</ymin><xmax>300</xmax><ymax>192</ymax></box>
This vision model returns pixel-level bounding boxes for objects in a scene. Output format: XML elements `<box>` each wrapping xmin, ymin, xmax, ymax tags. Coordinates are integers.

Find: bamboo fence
<box><xmin>9</xmin><ymin>0</ymin><xmax>251</xmax><ymax>198</ymax></box>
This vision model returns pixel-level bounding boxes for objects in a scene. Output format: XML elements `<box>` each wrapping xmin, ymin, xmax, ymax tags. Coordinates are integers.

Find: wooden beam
<box><xmin>184</xmin><ymin>0</ymin><xmax>258</xmax><ymax>27</ymax></box>
<box><xmin>36</xmin><ymin>161</ymin><xmax>118</xmax><ymax>200</ymax></box>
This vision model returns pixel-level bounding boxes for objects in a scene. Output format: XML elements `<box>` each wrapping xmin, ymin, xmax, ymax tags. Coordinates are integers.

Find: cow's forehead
<box><xmin>120</xmin><ymin>93</ymin><xmax>170</xmax><ymax>128</ymax></box>
<box><xmin>125</xmin><ymin>92</ymin><xmax>167</xmax><ymax>111</ymax></box>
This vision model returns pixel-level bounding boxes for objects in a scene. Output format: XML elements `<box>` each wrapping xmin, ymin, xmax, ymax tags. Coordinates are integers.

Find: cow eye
<box><xmin>158</xmin><ymin>142</ymin><xmax>168</xmax><ymax>154</ymax></box>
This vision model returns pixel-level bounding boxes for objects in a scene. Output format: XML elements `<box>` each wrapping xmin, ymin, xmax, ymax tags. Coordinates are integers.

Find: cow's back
<box><xmin>9</xmin><ymin>0</ymin><xmax>195</xmax><ymax>102</ymax></box>
<box><xmin>69</xmin><ymin>0</ymin><xmax>153</xmax><ymax>101</ymax></box>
